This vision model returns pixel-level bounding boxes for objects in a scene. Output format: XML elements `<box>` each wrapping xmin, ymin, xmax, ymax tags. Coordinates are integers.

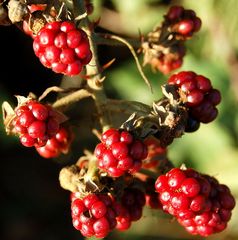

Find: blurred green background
<box><xmin>1</xmin><ymin>0</ymin><xmax>238</xmax><ymax>240</ymax></box>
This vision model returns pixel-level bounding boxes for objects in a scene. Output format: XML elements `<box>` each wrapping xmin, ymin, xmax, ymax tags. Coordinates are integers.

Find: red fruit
<box><xmin>54</xmin><ymin>32</ymin><xmax>67</xmax><ymax>48</ymax></box>
<box><xmin>67</xmin><ymin>30</ymin><xmax>82</xmax><ymax>48</ymax></box>
<box><xmin>93</xmin><ymin>217</ymin><xmax>110</xmax><ymax>236</ymax></box>
<box><xmin>45</xmin><ymin>22</ymin><xmax>61</xmax><ymax>31</ymax></box>
<box><xmin>101</xmin><ymin>149</ymin><xmax>117</xmax><ymax>168</ymax></box>
<box><xmin>83</xmin><ymin>194</ymin><xmax>99</xmax><ymax>209</ymax></box>
<box><xmin>111</xmin><ymin>142</ymin><xmax>128</xmax><ymax>159</ymax></box>
<box><xmin>47</xmin><ymin>117</ymin><xmax>59</xmax><ymax>137</ymax></box>
<box><xmin>28</xmin><ymin>4</ymin><xmax>46</xmax><ymax>13</ymax></box>
<box><xmin>38</xmin><ymin>29</ymin><xmax>55</xmax><ymax>46</ymax></box>
<box><xmin>120</xmin><ymin>131</ymin><xmax>133</xmax><ymax>144</ymax></box>
<box><xmin>33</xmin><ymin>21</ymin><xmax>91</xmax><ymax>76</ymax></box>
<box><xmin>60</xmin><ymin>21</ymin><xmax>75</xmax><ymax>32</ymax></box>
<box><xmin>95</xmin><ymin>128</ymin><xmax>147</xmax><ymax>177</ymax></box>
<box><xmin>71</xmin><ymin>193</ymin><xmax>118</xmax><ymax>238</ymax></box>
<box><xmin>187</xmin><ymin>89</ymin><xmax>204</xmax><ymax>106</ymax></box>
<box><xmin>28</xmin><ymin>121</ymin><xmax>46</xmax><ymax>139</ymax></box>
<box><xmin>72</xmin><ymin>199</ymin><xmax>86</xmax><ymax>217</ymax></box>
<box><xmin>193</xmin><ymin>17</ymin><xmax>202</xmax><ymax>32</ymax></box>
<box><xmin>60</xmin><ymin>48</ymin><xmax>76</xmax><ymax>64</ymax></box>
<box><xmin>12</xmin><ymin>100</ymin><xmax>65</xmax><ymax>149</ymax></box>
<box><xmin>36</xmin><ymin>146</ymin><xmax>59</xmax><ymax>158</ymax></box>
<box><xmin>65</xmin><ymin>61</ymin><xmax>82</xmax><ymax>76</ymax></box>
<box><xmin>75</xmin><ymin>40</ymin><xmax>91</xmax><ymax>59</ymax></box>
<box><xmin>31</xmin><ymin>103</ymin><xmax>49</xmax><ymax>121</ymax></box>
<box><xmin>118</xmin><ymin>157</ymin><xmax>133</xmax><ymax>170</ymax></box>
<box><xmin>155</xmin><ymin>168</ymin><xmax>236</xmax><ymax>237</ymax></box>
<box><xmin>181</xmin><ymin>178</ymin><xmax>200</xmax><ymax>197</ymax></box>
<box><xmin>177</xmin><ymin>19</ymin><xmax>194</xmax><ymax>35</ymax></box>
<box><xmin>44</xmin><ymin>45</ymin><xmax>61</xmax><ymax>63</ymax></box>
<box><xmin>171</xmin><ymin>192</ymin><xmax>190</xmax><ymax>210</ymax></box>
<box><xmin>20</xmin><ymin>134</ymin><xmax>36</xmax><ymax>147</ymax></box>
<box><xmin>19</xmin><ymin>110</ymin><xmax>35</xmax><ymax>127</ymax></box>
<box><xmin>167</xmin><ymin>168</ymin><xmax>186</xmax><ymax>189</ymax></box>
<box><xmin>51</xmin><ymin>62</ymin><xmax>67</xmax><ymax>73</ymax></box>
<box><xmin>196</xmin><ymin>75</ymin><xmax>211</xmax><ymax>92</ymax></box>
<box><xmin>168</xmin><ymin>71</ymin><xmax>221</xmax><ymax>124</ymax></box>
<box><xmin>91</xmin><ymin>201</ymin><xmax>107</xmax><ymax>218</ymax></box>
<box><xmin>167</xmin><ymin>6</ymin><xmax>184</xmax><ymax>20</ymax></box>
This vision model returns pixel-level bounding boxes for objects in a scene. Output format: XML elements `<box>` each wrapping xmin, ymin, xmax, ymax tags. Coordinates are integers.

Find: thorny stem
<box><xmin>70</xmin><ymin>0</ymin><xmax>112</xmax><ymax>131</ymax></box>
<box><xmin>84</xmin><ymin>28</ymin><xmax>112</xmax><ymax>131</ymax></box>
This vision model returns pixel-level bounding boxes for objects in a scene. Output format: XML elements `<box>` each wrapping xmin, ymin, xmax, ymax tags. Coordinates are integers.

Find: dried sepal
<box><xmin>2</xmin><ymin>101</ymin><xmax>15</xmax><ymax>134</ymax></box>
<box><xmin>59</xmin><ymin>165</ymin><xmax>86</xmax><ymax>193</ymax></box>
<box><xmin>0</xmin><ymin>4</ymin><xmax>11</xmax><ymax>26</ymax></box>
<box><xmin>8</xmin><ymin>0</ymin><xmax>29</xmax><ymax>23</ymax></box>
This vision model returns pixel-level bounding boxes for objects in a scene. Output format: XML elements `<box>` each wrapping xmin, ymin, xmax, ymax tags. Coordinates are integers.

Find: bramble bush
<box><xmin>1</xmin><ymin>0</ymin><xmax>238</xmax><ymax>239</ymax></box>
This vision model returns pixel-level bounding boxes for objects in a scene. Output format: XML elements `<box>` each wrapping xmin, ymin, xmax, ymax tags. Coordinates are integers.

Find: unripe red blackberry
<box><xmin>71</xmin><ymin>191</ymin><xmax>143</xmax><ymax>237</ymax></box>
<box><xmin>168</xmin><ymin>71</ymin><xmax>221</xmax><ymax>123</ymax></box>
<box><xmin>71</xmin><ymin>193</ymin><xmax>115</xmax><ymax>238</ymax></box>
<box><xmin>155</xmin><ymin>168</ymin><xmax>236</xmax><ymax>237</ymax></box>
<box><xmin>95</xmin><ymin>128</ymin><xmax>148</xmax><ymax>177</ymax></box>
<box><xmin>36</xmin><ymin>126</ymin><xmax>73</xmax><ymax>158</ymax></box>
<box><xmin>33</xmin><ymin>21</ymin><xmax>92</xmax><ymax>76</ymax></box>
<box><xmin>11</xmin><ymin>100</ymin><xmax>63</xmax><ymax>148</ymax></box>
<box><xmin>165</xmin><ymin>6</ymin><xmax>202</xmax><ymax>38</ymax></box>
<box><xmin>151</xmin><ymin>54</ymin><xmax>183</xmax><ymax>75</ymax></box>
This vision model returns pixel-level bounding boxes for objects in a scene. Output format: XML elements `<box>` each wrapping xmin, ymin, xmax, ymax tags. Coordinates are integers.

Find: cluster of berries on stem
<box><xmin>155</xmin><ymin>168</ymin><xmax>236</xmax><ymax>236</ymax></box>
<box><xmin>142</xmin><ymin>6</ymin><xmax>201</xmax><ymax>74</ymax></box>
<box><xmin>33</xmin><ymin>21</ymin><xmax>92</xmax><ymax>76</ymax></box>
<box><xmin>168</xmin><ymin>71</ymin><xmax>221</xmax><ymax>124</ymax></box>
<box><xmin>166</xmin><ymin>6</ymin><xmax>201</xmax><ymax>38</ymax></box>
<box><xmin>94</xmin><ymin>128</ymin><xmax>148</xmax><ymax>177</ymax></box>
<box><xmin>71</xmin><ymin>186</ymin><xmax>146</xmax><ymax>238</ymax></box>
<box><xmin>1</xmin><ymin>1</ymin><xmax>236</xmax><ymax>239</ymax></box>
<box><xmin>12</xmin><ymin>99</ymin><xmax>61</xmax><ymax>148</ymax></box>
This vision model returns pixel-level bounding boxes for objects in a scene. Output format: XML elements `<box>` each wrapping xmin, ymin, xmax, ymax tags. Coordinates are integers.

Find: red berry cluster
<box><xmin>166</xmin><ymin>6</ymin><xmax>202</xmax><ymax>37</ymax></box>
<box><xmin>168</xmin><ymin>71</ymin><xmax>221</xmax><ymax>123</ymax></box>
<box><xmin>142</xmin><ymin>137</ymin><xmax>167</xmax><ymax>169</ymax></box>
<box><xmin>94</xmin><ymin>128</ymin><xmax>148</xmax><ymax>177</ymax></box>
<box><xmin>33</xmin><ymin>21</ymin><xmax>92</xmax><ymax>76</ymax></box>
<box><xmin>155</xmin><ymin>168</ymin><xmax>236</xmax><ymax>237</ymax></box>
<box><xmin>71</xmin><ymin>193</ymin><xmax>115</xmax><ymax>238</ymax></box>
<box><xmin>12</xmin><ymin>100</ymin><xmax>60</xmax><ymax>147</ymax></box>
<box><xmin>150</xmin><ymin>44</ymin><xmax>185</xmax><ymax>75</ymax></box>
<box><xmin>71</xmin><ymin>188</ymin><xmax>145</xmax><ymax>238</ymax></box>
<box><xmin>36</xmin><ymin>126</ymin><xmax>72</xmax><ymax>158</ymax></box>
